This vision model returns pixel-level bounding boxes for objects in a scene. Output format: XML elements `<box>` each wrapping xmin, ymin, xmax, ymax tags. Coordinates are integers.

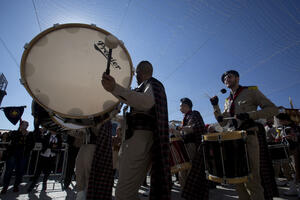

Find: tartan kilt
<box><xmin>182</xmin><ymin>145</ymin><xmax>209</xmax><ymax>200</ymax></box>
<box><xmin>87</xmin><ymin>121</ymin><xmax>114</xmax><ymax>200</ymax></box>
<box><xmin>149</xmin><ymin>77</ymin><xmax>172</xmax><ymax>200</ymax></box>
<box><xmin>256</xmin><ymin>123</ymin><xmax>279</xmax><ymax>199</ymax></box>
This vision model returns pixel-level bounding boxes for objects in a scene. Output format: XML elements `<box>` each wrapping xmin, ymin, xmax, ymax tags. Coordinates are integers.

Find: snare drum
<box><xmin>202</xmin><ymin>131</ymin><xmax>250</xmax><ymax>184</ymax></box>
<box><xmin>170</xmin><ymin>137</ymin><xmax>191</xmax><ymax>174</ymax></box>
<box><xmin>268</xmin><ymin>142</ymin><xmax>289</xmax><ymax>163</ymax></box>
<box><xmin>21</xmin><ymin>23</ymin><xmax>133</xmax><ymax>129</ymax></box>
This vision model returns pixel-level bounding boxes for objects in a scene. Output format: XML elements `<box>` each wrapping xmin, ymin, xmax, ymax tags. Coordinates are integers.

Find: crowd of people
<box><xmin>0</xmin><ymin>61</ymin><xmax>299</xmax><ymax>200</ymax></box>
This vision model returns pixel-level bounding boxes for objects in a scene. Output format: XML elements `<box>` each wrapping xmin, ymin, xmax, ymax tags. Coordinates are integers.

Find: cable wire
<box><xmin>0</xmin><ymin>36</ymin><xmax>20</xmax><ymax>69</ymax></box>
<box><xmin>32</xmin><ymin>0</ymin><xmax>42</xmax><ymax>32</ymax></box>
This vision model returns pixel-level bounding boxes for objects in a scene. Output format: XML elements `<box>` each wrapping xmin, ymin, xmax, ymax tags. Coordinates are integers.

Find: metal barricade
<box><xmin>0</xmin><ymin>142</ymin><xmax>69</xmax><ymax>183</ymax></box>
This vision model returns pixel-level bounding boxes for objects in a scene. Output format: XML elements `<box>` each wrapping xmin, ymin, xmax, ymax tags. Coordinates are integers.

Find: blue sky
<box><xmin>1</xmin><ymin>0</ymin><xmax>300</xmax><ymax>131</ymax></box>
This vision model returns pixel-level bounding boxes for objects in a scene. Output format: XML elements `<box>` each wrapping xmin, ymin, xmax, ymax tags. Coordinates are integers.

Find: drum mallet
<box><xmin>104</xmin><ymin>35</ymin><xmax>119</xmax><ymax>75</ymax></box>
<box><xmin>204</xmin><ymin>88</ymin><xmax>227</xmax><ymax>99</ymax></box>
<box><xmin>94</xmin><ymin>34</ymin><xmax>120</xmax><ymax>75</ymax></box>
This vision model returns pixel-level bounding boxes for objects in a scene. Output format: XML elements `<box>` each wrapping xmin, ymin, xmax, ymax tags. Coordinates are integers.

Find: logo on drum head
<box><xmin>94</xmin><ymin>41</ymin><xmax>121</xmax><ymax>70</ymax></box>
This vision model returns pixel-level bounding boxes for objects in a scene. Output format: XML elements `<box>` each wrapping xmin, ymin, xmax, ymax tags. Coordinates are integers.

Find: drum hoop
<box><xmin>50</xmin><ymin>114</ymin><xmax>88</xmax><ymax>130</ymax></box>
<box><xmin>50</xmin><ymin>112</ymin><xmax>113</xmax><ymax>130</ymax></box>
<box><xmin>20</xmin><ymin>23</ymin><xmax>133</xmax><ymax>119</ymax></box>
<box><xmin>170</xmin><ymin>162</ymin><xmax>191</xmax><ymax>174</ymax></box>
<box><xmin>207</xmin><ymin>174</ymin><xmax>249</xmax><ymax>184</ymax></box>
<box><xmin>268</xmin><ymin>143</ymin><xmax>288</xmax><ymax>148</ymax></box>
<box><xmin>39</xmin><ymin>116</ymin><xmax>67</xmax><ymax>132</ymax></box>
<box><xmin>170</xmin><ymin>137</ymin><xmax>183</xmax><ymax>142</ymax></box>
<box><xmin>203</xmin><ymin>130</ymin><xmax>247</xmax><ymax>141</ymax></box>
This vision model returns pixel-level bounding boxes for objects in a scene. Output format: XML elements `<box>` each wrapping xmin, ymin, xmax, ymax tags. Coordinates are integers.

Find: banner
<box><xmin>1</xmin><ymin>106</ymin><xmax>26</xmax><ymax>125</ymax></box>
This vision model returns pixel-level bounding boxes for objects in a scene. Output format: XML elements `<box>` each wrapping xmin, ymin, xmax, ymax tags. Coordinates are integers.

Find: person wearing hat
<box><xmin>170</xmin><ymin>98</ymin><xmax>209</xmax><ymax>199</ymax></box>
<box><xmin>209</xmin><ymin>70</ymin><xmax>279</xmax><ymax>200</ymax></box>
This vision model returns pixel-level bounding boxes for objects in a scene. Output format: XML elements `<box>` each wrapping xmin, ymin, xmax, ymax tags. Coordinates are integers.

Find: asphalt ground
<box><xmin>0</xmin><ymin>176</ymin><xmax>299</xmax><ymax>200</ymax></box>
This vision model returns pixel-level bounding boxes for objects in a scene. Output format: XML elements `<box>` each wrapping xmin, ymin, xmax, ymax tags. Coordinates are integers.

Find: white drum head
<box><xmin>21</xmin><ymin>23</ymin><xmax>133</xmax><ymax>119</ymax></box>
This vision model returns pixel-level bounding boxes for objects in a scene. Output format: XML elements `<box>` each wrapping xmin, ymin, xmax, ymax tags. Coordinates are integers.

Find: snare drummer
<box><xmin>169</xmin><ymin>98</ymin><xmax>201</xmax><ymax>187</ymax></box>
<box><xmin>210</xmin><ymin>70</ymin><xmax>279</xmax><ymax>200</ymax></box>
<box><xmin>173</xmin><ymin>98</ymin><xmax>209</xmax><ymax>199</ymax></box>
<box><xmin>102</xmin><ymin>61</ymin><xmax>171</xmax><ymax>200</ymax></box>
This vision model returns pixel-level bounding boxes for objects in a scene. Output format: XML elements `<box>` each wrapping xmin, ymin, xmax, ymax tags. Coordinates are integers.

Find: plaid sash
<box><xmin>87</xmin><ymin>121</ymin><xmax>114</xmax><ymax>200</ymax></box>
<box><xmin>182</xmin><ymin>110</ymin><xmax>209</xmax><ymax>200</ymax></box>
<box><xmin>148</xmin><ymin>77</ymin><xmax>172</xmax><ymax>200</ymax></box>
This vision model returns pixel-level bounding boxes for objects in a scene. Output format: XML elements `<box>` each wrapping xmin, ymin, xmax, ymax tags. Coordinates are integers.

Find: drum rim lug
<box><xmin>19</xmin><ymin>78</ymin><xmax>25</xmax><ymax>85</ymax></box>
<box><xmin>24</xmin><ymin>43</ymin><xmax>29</xmax><ymax>49</ymax></box>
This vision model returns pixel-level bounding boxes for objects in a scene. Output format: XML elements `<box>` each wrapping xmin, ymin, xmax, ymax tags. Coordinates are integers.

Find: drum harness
<box><xmin>123</xmin><ymin>82</ymin><xmax>156</xmax><ymax>140</ymax></box>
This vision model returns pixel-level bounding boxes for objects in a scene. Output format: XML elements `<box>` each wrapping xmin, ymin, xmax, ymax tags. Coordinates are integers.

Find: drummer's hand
<box><xmin>210</xmin><ymin>96</ymin><xmax>219</xmax><ymax>106</ymax></box>
<box><xmin>182</xmin><ymin>126</ymin><xmax>193</xmax><ymax>133</ymax></box>
<box><xmin>102</xmin><ymin>72</ymin><xmax>116</xmax><ymax>92</ymax></box>
<box><xmin>217</xmin><ymin>116</ymin><xmax>223</xmax><ymax>123</ymax></box>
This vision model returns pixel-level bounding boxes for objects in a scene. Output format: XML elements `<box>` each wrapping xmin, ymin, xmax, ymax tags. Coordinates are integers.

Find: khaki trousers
<box><xmin>236</xmin><ymin>135</ymin><xmax>265</xmax><ymax>200</ymax></box>
<box><xmin>113</xmin><ymin>150</ymin><xmax>119</xmax><ymax>170</ymax></box>
<box><xmin>115</xmin><ymin>130</ymin><xmax>153</xmax><ymax>200</ymax></box>
<box><xmin>75</xmin><ymin>144</ymin><xmax>96</xmax><ymax>191</ymax></box>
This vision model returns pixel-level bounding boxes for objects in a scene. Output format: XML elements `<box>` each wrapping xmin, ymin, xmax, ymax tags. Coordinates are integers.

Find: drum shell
<box><xmin>169</xmin><ymin>137</ymin><xmax>191</xmax><ymax>174</ymax></box>
<box><xmin>202</xmin><ymin>131</ymin><xmax>250</xmax><ymax>184</ymax></box>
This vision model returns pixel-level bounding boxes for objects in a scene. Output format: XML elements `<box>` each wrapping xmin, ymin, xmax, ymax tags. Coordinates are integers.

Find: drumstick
<box><xmin>93</xmin><ymin>42</ymin><xmax>113</xmax><ymax>75</ymax></box>
<box><xmin>204</xmin><ymin>93</ymin><xmax>211</xmax><ymax>99</ymax></box>
<box><xmin>204</xmin><ymin>89</ymin><xmax>227</xmax><ymax>99</ymax></box>
<box><xmin>223</xmin><ymin>117</ymin><xmax>236</xmax><ymax>120</ymax></box>
<box><xmin>106</xmin><ymin>49</ymin><xmax>112</xmax><ymax>75</ymax></box>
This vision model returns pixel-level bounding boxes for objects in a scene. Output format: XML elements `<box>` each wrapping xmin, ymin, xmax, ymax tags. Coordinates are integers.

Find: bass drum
<box><xmin>22</xmin><ymin>23</ymin><xmax>133</xmax><ymax>129</ymax></box>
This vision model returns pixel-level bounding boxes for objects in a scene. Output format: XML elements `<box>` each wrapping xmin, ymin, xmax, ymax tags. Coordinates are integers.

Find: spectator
<box><xmin>27</xmin><ymin>130</ymin><xmax>62</xmax><ymax>192</ymax></box>
<box><xmin>1</xmin><ymin>120</ymin><xmax>34</xmax><ymax>194</ymax></box>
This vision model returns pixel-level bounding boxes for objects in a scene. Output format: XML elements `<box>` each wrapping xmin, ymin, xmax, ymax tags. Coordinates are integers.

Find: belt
<box><xmin>132</xmin><ymin>124</ymin><xmax>154</xmax><ymax>131</ymax></box>
<box><xmin>85</xmin><ymin>141</ymin><xmax>97</xmax><ymax>145</ymax></box>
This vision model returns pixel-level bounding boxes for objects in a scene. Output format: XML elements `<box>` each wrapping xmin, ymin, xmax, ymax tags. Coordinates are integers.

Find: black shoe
<box><xmin>1</xmin><ymin>186</ymin><xmax>8</xmax><ymax>194</ymax></box>
<box><xmin>142</xmin><ymin>183</ymin><xmax>149</xmax><ymax>187</ymax></box>
<box><xmin>27</xmin><ymin>184</ymin><xmax>35</xmax><ymax>193</ymax></box>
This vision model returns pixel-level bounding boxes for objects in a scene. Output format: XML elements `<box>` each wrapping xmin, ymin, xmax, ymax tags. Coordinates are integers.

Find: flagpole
<box><xmin>0</xmin><ymin>105</ymin><xmax>26</xmax><ymax>110</ymax></box>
